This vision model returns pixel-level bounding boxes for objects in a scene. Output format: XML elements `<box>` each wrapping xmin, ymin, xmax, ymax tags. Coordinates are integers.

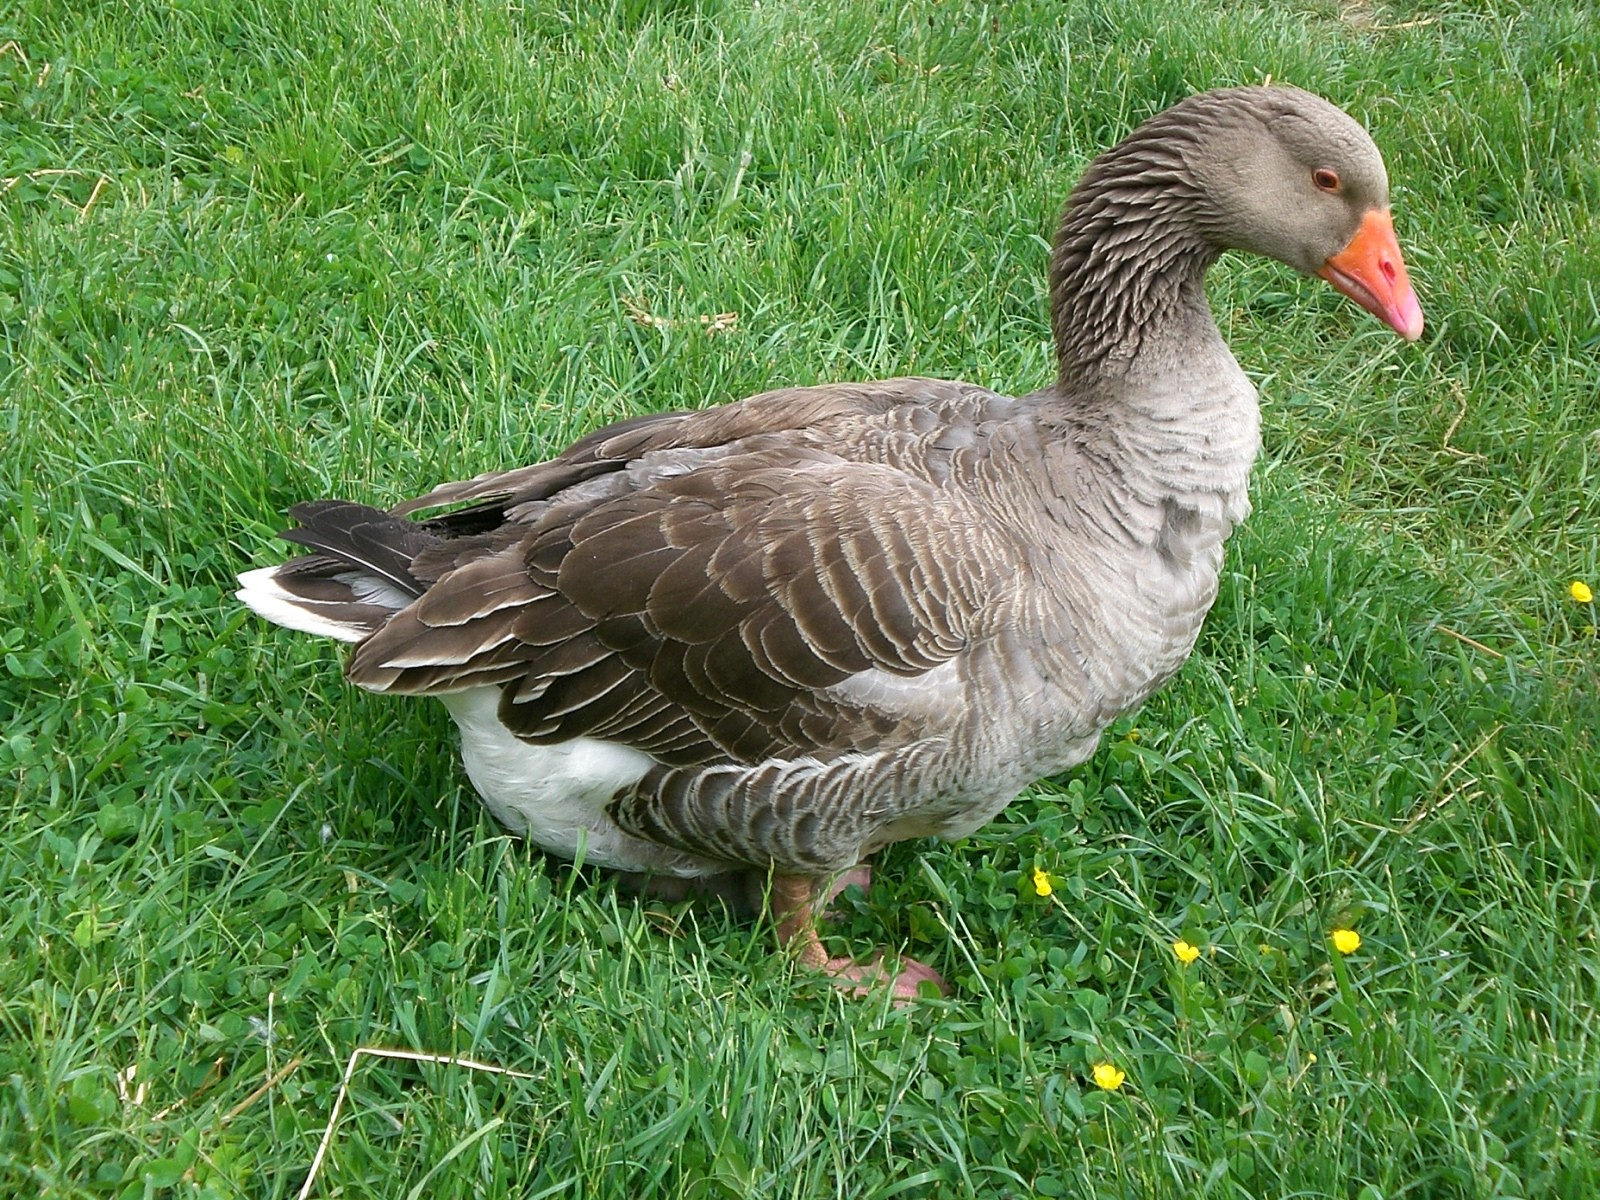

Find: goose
<box><xmin>238</xmin><ymin>85</ymin><xmax>1423</xmax><ymax>1000</ymax></box>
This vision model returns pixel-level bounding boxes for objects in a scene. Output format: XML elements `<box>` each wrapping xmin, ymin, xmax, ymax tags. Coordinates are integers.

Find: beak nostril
<box><xmin>1380</xmin><ymin>259</ymin><xmax>1397</xmax><ymax>284</ymax></box>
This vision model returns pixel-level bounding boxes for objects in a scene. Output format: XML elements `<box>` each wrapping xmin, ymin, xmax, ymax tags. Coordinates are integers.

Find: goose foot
<box><xmin>772</xmin><ymin>871</ymin><xmax>947</xmax><ymax>1002</ymax></box>
<box><xmin>815</xmin><ymin>951</ymin><xmax>948</xmax><ymax>1002</ymax></box>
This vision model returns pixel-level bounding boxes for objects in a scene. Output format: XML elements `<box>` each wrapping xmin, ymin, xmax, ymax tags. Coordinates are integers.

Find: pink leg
<box><xmin>771</xmin><ymin>872</ymin><xmax>947</xmax><ymax>1002</ymax></box>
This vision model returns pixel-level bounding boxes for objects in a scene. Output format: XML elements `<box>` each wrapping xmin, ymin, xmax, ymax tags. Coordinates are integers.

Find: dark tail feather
<box><xmin>281</xmin><ymin>500</ymin><xmax>439</xmax><ymax>599</ymax></box>
<box><xmin>238</xmin><ymin>501</ymin><xmax>441</xmax><ymax>643</ymax></box>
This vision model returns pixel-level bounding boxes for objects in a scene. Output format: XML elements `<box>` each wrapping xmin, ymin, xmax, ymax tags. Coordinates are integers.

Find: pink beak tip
<box><xmin>1394</xmin><ymin>290</ymin><xmax>1426</xmax><ymax>341</ymax></box>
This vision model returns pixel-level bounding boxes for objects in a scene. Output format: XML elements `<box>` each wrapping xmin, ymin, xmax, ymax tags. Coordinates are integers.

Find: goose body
<box><xmin>239</xmin><ymin>85</ymin><xmax>1422</xmax><ymax>995</ymax></box>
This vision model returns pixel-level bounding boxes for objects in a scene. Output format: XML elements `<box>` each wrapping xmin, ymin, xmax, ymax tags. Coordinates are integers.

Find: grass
<box><xmin>2</xmin><ymin>0</ymin><xmax>1597</xmax><ymax>1196</ymax></box>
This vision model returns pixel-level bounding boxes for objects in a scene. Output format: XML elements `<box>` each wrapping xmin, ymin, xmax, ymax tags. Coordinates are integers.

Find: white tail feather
<box><xmin>236</xmin><ymin>566</ymin><xmax>393</xmax><ymax>644</ymax></box>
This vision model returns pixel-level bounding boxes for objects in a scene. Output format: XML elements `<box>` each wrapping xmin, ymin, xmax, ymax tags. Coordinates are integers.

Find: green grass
<box><xmin>3</xmin><ymin>0</ymin><xmax>1598</xmax><ymax>1196</ymax></box>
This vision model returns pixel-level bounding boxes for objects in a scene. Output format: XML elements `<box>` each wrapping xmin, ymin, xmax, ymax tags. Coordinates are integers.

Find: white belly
<box><xmin>438</xmin><ymin>688</ymin><xmax>728</xmax><ymax>877</ymax></box>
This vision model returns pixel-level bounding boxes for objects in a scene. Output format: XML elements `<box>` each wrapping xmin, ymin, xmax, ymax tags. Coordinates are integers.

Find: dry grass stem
<box><xmin>151</xmin><ymin>1057</ymin><xmax>227</xmax><ymax>1121</ymax></box>
<box><xmin>296</xmin><ymin>1047</ymin><xmax>540</xmax><ymax>1200</ymax></box>
<box><xmin>1400</xmin><ymin>724</ymin><xmax>1502</xmax><ymax>833</ymax></box>
<box><xmin>1435</xmin><ymin>624</ymin><xmax>1505</xmax><ymax>659</ymax></box>
<box><xmin>622</xmin><ymin>295</ymin><xmax>739</xmax><ymax>334</ymax></box>
<box><xmin>222</xmin><ymin>1054</ymin><xmax>305</xmax><ymax>1125</ymax></box>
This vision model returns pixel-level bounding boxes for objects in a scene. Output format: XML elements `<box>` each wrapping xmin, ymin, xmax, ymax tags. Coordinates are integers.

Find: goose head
<box><xmin>1051</xmin><ymin>85</ymin><xmax>1425</xmax><ymax>378</ymax></box>
<box><xmin>1184</xmin><ymin>85</ymin><xmax>1424</xmax><ymax>340</ymax></box>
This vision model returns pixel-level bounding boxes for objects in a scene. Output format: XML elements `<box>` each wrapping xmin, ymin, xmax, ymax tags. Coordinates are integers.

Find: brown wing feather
<box><xmin>343</xmin><ymin>380</ymin><xmax>1017</xmax><ymax>768</ymax></box>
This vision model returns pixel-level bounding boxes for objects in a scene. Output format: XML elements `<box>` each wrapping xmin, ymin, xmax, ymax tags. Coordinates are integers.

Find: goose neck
<box><xmin>1047</xmin><ymin>131</ymin><xmax>1225</xmax><ymax>388</ymax></box>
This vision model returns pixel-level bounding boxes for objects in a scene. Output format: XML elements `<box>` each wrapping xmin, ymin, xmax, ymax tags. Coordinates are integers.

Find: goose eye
<box><xmin>1313</xmin><ymin>168</ymin><xmax>1341</xmax><ymax>193</ymax></box>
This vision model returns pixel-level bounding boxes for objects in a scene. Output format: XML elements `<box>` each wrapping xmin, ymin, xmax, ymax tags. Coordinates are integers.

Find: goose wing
<box><xmin>343</xmin><ymin>379</ymin><xmax>1021</xmax><ymax>770</ymax></box>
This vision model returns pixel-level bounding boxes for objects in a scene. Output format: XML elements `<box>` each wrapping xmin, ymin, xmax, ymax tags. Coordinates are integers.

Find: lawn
<box><xmin>3</xmin><ymin>1</ymin><xmax>1597</xmax><ymax>1196</ymax></box>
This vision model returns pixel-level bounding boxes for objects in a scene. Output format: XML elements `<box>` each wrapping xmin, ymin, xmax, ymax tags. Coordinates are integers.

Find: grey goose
<box><xmin>239</xmin><ymin>85</ymin><xmax>1423</xmax><ymax>1000</ymax></box>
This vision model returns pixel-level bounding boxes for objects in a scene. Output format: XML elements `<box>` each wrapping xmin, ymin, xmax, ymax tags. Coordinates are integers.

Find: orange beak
<box><xmin>1316</xmin><ymin>208</ymin><xmax>1425</xmax><ymax>341</ymax></box>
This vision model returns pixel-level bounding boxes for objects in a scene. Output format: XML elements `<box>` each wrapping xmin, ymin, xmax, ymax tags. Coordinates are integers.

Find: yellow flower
<box><xmin>1172</xmin><ymin>939</ymin><xmax>1200</xmax><ymax>965</ymax></box>
<box><xmin>1572</xmin><ymin>580</ymin><xmax>1594</xmax><ymax>604</ymax></box>
<box><xmin>1091</xmin><ymin>1062</ymin><xmax>1126</xmax><ymax>1091</ymax></box>
<box><xmin>1031</xmin><ymin>866</ymin><xmax>1053</xmax><ymax>897</ymax></box>
<box><xmin>1331</xmin><ymin>928</ymin><xmax>1362</xmax><ymax>955</ymax></box>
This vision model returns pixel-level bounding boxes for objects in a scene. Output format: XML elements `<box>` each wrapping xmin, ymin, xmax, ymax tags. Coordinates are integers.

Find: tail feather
<box><xmin>281</xmin><ymin>501</ymin><xmax>438</xmax><ymax>597</ymax></box>
<box><xmin>238</xmin><ymin>502</ymin><xmax>439</xmax><ymax>643</ymax></box>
